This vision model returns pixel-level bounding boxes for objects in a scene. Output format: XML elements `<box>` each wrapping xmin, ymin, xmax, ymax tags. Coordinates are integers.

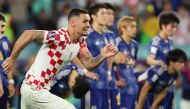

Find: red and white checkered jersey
<box><xmin>24</xmin><ymin>28</ymin><xmax>87</xmax><ymax>90</ymax></box>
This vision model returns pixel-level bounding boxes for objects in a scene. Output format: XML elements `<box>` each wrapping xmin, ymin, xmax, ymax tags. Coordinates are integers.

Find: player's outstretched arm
<box><xmin>80</xmin><ymin>44</ymin><xmax>117</xmax><ymax>71</ymax></box>
<box><xmin>151</xmin><ymin>87</ymin><xmax>169</xmax><ymax>109</ymax></box>
<box><xmin>2</xmin><ymin>30</ymin><xmax>45</xmax><ymax>74</ymax></box>
<box><xmin>137</xmin><ymin>82</ymin><xmax>152</xmax><ymax>109</ymax></box>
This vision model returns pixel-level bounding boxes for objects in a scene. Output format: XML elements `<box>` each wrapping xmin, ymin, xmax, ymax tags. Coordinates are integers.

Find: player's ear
<box><xmin>160</xmin><ymin>24</ymin><xmax>166</xmax><ymax>30</ymax></box>
<box><xmin>121</xmin><ymin>26</ymin><xmax>126</xmax><ymax>33</ymax></box>
<box><xmin>69</xmin><ymin>18</ymin><xmax>77</xmax><ymax>27</ymax></box>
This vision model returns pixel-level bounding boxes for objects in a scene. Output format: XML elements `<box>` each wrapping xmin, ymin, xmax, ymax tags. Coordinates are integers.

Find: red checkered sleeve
<box><xmin>43</xmin><ymin>30</ymin><xmax>65</xmax><ymax>45</ymax></box>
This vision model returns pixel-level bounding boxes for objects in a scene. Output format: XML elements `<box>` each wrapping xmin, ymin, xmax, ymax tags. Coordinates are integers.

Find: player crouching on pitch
<box><xmin>137</xmin><ymin>49</ymin><xmax>187</xmax><ymax>109</ymax></box>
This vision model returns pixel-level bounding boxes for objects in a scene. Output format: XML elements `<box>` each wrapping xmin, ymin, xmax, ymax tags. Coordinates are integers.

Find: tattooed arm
<box><xmin>79</xmin><ymin>44</ymin><xmax>117</xmax><ymax>71</ymax></box>
<box><xmin>3</xmin><ymin>30</ymin><xmax>45</xmax><ymax>73</ymax></box>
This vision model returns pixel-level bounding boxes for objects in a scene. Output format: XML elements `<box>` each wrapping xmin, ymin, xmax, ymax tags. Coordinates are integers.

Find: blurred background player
<box><xmin>0</xmin><ymin>12</ymin><xmax>15</xmax><ymax>109</ymax></box>
<box><xmin>180</xmin><ymin>59</ymin><xmax>190</xmax><ymax>109</ymax></box>
<box><xmin>145</xmin><ymin>11</ymin><xmax>180</xmax><ymax>109</ymax></box>
<box><xmin>103</xmin><ymin>3</ymin><xmax>127</xmax><ymax>109</ymax></box>
<box><xmin>116</xmin><ymin>16</ymin><xmax>139</xmax><ymax>109</ymax></box>
<box><xmin>87</xmin><ymin>4</ymin><xmax>110</xmax><ymax>109</ymax></box>
<box><xmin>50</xmin><ymin>63</ymin><xmax>90</xmax><ymax>109</ymax></box>
<box><xmin>137</xmin><ymin>48</ymin><xmax>187</xmax><ymax>109</ymax></box>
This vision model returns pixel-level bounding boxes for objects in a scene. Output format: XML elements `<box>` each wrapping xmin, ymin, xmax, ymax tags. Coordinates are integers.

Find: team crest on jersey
<box><xmin>2</xmin><ymin>41</ymin><xmax>9</xmax><ymax>51</ymax></box>
<box><xmin>48</xmin><ymin>31</ymin><xmax>56</xmax><ymax>38</ymax></box>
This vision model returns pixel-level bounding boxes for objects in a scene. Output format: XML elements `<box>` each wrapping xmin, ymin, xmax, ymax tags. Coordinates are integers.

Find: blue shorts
<box><xmin>162</xmin><ymin>92</ymin><xmax>174</xmax><ymax>109</ymax></box>
<box><xmin>144</xmin><ymin>94</ymin><xmax>154</xmax><ymax>109</ymax></box>
<box><xmin>109</xmin><ymin>89</ymin><xmax>120</xmax><ymax>109</ymax></box>
<box><xmin>90</xmin><ymin>88</ymin><xmax>109</xmax><ymax>109</ymax></box>
<box><xmin>144</xmin><ymin>92</ymin><xmax>173</xmax><ymax>109</ymax></box>
<box><xmin>120</xmin><ymin>90</ymin><xmax>138</xmax><ymax>109</ymax></box>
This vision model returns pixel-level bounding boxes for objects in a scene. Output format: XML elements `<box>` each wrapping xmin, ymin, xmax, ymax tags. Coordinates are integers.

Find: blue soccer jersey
<box><xmin>147</xmin><ymin>35</ymin><xmax>174</xmax><ymax>109</ymax></box>
<box><xmin>147</xmin><ymin>66</ymin><xmax>178</xmax><ymax>93</ymax></box>
<box><xmin>87</xmin><ymin>28</ymin><xmax>110</xmax><ymax>109</ymax></box>
<box><xmin>116</xmin><ymin>37</ymin><xmax>139</xmax><ymax>95</ymax></box>
<box><xmin>147</xmin><ymin>35</ymin><xmax>173</xmax><ymax>64</ymax></box>
<box><xmin>50</xmin><ymin>63</ymin><xmax>83</xmax><ymax>95</ymax></box>
<box><xmin>86</xmin><ymin>28</ymin><xmax>108</xmax><ymax>89</ymax></box>
<box><xmin>103</xmin><ymin>30</ymin><xmax>120</xmax><ymax>109</ymax></box>
<box><xmin>0</xmin><ymin>36</ymin><xmax>11</xmax><ymax>86</ymax></box>
<box><xmin>50</xmin><ymin>63</ymin><xmax>84</xmax><ymax>109</ymax></box>
<box><xmin>103</xmin><ymin>30</ymin><xmax>119</xmax><ymax>89</ymax></box>
<box><xmin>0</xmin><ymin>35</ymin><xmax>11</xmax><ymax>109</ymax></box>
<box><xmin>103</xmin><ymin>30</ymin><xmax>117</xmax><ymax>45</ymax></box>
<box><xmin>116</xmin><ymin>37</ymin><xmax>139</xmax><ymax>109</ymax></box>
<box><xmin>0</xmin><ymin>36</ymin><xmax>11</xmax><ymax>69</ymax></box>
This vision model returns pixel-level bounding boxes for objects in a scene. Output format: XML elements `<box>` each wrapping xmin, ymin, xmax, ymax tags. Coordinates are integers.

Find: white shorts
<box><xmin>180</xmin><ymin>98</ymin><xmax>190</xmax><ymax>109</ymax></box>
<box><xmin>20</xmin><ymin>82</ymin><xmax>76</xmax><ymax>109</ymax></box>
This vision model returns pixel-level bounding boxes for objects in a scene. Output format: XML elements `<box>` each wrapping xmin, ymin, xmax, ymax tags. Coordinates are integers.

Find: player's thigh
<box><xmin>33</xmin><ymin>90</ymin><xmax>76</xmax><ymax>109</ymax></box>
<box><xmin>180</xmin><ymin>99</ymin><xmax>190</xmax><ymax>109</ymax></box>
<box><xmin>21</xmin><ymin>84</ymin><xmax>75</xmax><ymax>109</ymax></box>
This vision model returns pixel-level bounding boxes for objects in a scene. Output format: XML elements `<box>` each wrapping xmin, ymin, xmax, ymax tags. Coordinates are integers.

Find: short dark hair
<box><xmin>68</xmin><ymin>8</ymin><xmax>89</xmax><ymax>20</ymax></box>
<box><xmin>72</xmin><ymin>76</ymin><xmax>90</xmax><ymax>98</ymax></box>
<box><xmin>166</xmin><ymin>48</ymin><xmax>187</xmax><ymax>65</ymax></box>
<box><xmin>88</xmin><ymin>3</ymin><xmax>107</xmax><ymax>24</ymax></box>
<box><xmin>0</xmin><ymin>12</ymin><xmax>5</xmax><ymax>22</ymax></box>
<box><xmin>104</xmin><ymin>3</ymin><xmax>115</xmax><ymax>12</ymax></box>
<box><xmin>159</xmin><ymin>11</ymin><xmax>180</xmax><ymax>29</ymax></box>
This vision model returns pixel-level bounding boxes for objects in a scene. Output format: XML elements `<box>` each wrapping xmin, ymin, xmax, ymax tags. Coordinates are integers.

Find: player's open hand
<box><xmin>102</xmin><ymin>44</ymin><xmax>117</xmax><ymax>58</ymax></box>
<box><xmin>2</xmin><ymin>57</ymin><xmax>16</xmax><ymax>74</ymax></box>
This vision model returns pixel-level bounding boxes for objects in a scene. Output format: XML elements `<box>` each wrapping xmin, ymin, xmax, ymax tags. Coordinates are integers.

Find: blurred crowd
<box><xmin>0</xmin><ymin>0</ymin><xmax>190</xmax><ymax>45</ymax></box>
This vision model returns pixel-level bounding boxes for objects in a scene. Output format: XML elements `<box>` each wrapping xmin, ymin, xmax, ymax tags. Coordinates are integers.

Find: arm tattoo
<box><xmin>35</xmin><ymin>30</ymin><xmax>45</xmax><ymax>43</ymax></box>
<box><xmin>90</xmin><ymin>54</ymin><xmax>103</xmax><ymax>63</ymax></box>
<box><xmin>80</xmin><ymin>48</ymin><xmax>92</xmax><ymax>63</ymax></box>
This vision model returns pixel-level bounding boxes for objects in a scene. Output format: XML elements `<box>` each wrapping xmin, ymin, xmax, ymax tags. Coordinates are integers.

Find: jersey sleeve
<box><xmin>147</xmin><ymin>37</ymin><xmax>161</xmax><ymax>56</ymax></box>
<box><xmin>43</xmin><ymin>30</ymin><xmax>65</xmax><ymax>45</ymax></box>
<box><xmin>146</xmin><ymin>68</ymin><xmax>159</xmax><ymax>85</ymax></box>
<box><xmin>147</xmin><ymin>41</ymin><xmax>158</xmax><ymax>56</ymax></box>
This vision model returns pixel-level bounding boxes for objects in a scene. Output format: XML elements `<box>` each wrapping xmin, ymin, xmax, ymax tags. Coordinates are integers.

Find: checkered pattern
<box><xmin>24</xmin><ymin>28</ymin><xmax>87</xmax><ymax>90</ymax></box>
